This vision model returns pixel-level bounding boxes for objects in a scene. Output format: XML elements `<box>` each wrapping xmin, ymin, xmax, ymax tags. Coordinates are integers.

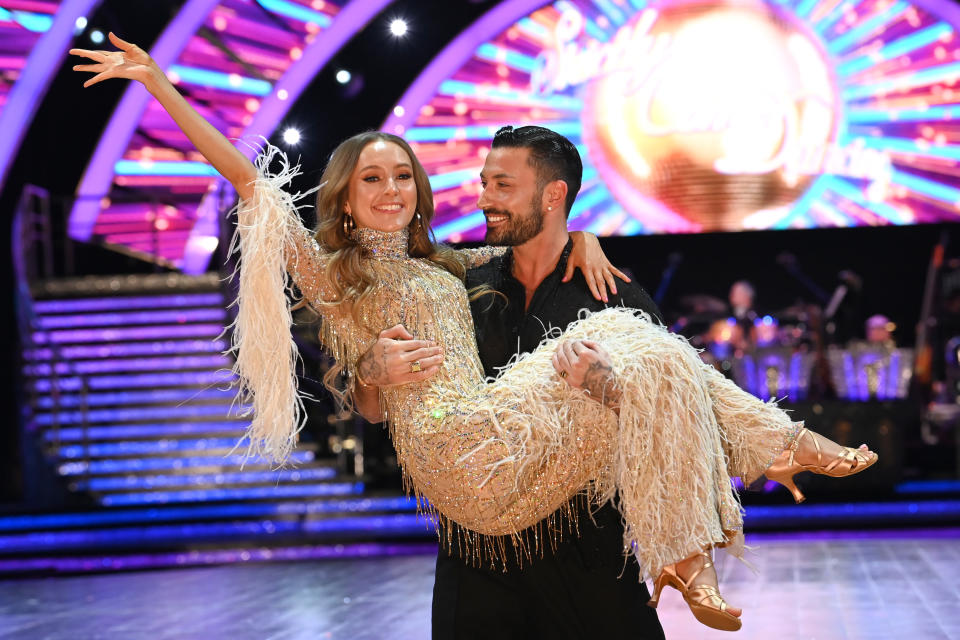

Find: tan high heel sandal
<box><xmin>765</xmin><ymin>427</ymin><xmax>878</xmax><ymax>503</ymax></box>
<box><xmin>648</xmin><ymin>550</ymin><xmax>742</xmax><ymax>632</ymax></box>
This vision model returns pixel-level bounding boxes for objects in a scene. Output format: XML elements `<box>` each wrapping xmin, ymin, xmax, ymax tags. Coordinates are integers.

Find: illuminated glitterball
<box><xmin>580</xmin><ymin>4</ymin><xmax>841</xmax><ymax>231</ymax></box>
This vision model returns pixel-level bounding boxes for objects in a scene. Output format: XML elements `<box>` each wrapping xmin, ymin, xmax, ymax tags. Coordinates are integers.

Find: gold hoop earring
<box><xmin>415</xmin><ymin>211</ymin><xmax>422</xmax><ymax>229</ymax></box>
<box><xmin>343</xmin><ymin>212</ymin><xmax>355</xmax><ymax>235</ymax></box>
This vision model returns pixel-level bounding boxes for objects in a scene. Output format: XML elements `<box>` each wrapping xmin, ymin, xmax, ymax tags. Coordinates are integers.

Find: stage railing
<box><xmin>12</xmin><ymin>185</ymin><xmax>81</xmax><ymax>505</ymax></box>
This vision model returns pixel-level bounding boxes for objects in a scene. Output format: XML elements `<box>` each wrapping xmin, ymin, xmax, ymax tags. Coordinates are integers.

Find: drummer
<box><xmin>729</xmin><ymin>280</ymin><xmax>758</xmax><ymax>329</ymax></box>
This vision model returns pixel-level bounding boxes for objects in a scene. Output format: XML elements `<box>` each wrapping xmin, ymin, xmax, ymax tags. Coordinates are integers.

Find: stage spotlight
<box><xmin>389</xmin><ymin>18</ymin><xmax>408</xmax><ymax>37</ymax></box>
<box><xmin>75</xmin><ymin>16</ymin><xmax>87</xmax><ymax>30</ymax></box>
<box><xmin>335</xmin><ymin>69</ymin><xmax>351</xmax><ymax>84</ymax></box>
<box><xmin>282</xmin><ymin>127</ymin><xmax>301</xmax><ymax>146</ymax></box>
<box><xmin>90</xmin><ymin>29</ymin><xmax>104</xmax><ymax>44</ymax></box>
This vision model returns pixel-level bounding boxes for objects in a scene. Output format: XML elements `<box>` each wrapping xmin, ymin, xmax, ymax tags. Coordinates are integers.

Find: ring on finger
<box><xmin>410</xmin><ymin>360</ymin><xmax>422</xmax><ymax>373</ymax></box>
<box><xmin>559</xmin><ymin>370</ymin><xmax>568</xmax><ymax>379</ymax></box>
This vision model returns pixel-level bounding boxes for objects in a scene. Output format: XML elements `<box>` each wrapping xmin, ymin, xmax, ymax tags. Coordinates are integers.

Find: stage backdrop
<box><xmin>383</xmin><ymin>0</ymin><xmax>960</xmax><ymax>242</ymax></box>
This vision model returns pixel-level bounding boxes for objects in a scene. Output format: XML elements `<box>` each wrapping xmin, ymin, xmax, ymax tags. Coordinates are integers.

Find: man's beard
<box><xmin>484</xmin><ymin>197</ymin><xmax>545</xmax><ymax>246</ymax></box>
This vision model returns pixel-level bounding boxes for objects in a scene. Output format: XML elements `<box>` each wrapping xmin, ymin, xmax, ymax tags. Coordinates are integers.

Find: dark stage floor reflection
<box><xmin>0</xmin><ymin>529</ymin><xmax>956</xmax><ymax>639</ymax></box>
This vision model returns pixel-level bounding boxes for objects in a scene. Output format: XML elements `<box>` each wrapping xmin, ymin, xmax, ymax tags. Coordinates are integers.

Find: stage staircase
<box><xmin>3</xmin><ymin>274</ymin><xmax>426</xmax><ymax>575</ymax></box>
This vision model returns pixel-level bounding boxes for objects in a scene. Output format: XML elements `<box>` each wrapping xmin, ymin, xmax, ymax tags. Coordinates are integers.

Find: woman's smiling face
<box><xmin>345</xmin><ymin>139</ymin><xmax>418</xmax><ymax>232</ymax></box>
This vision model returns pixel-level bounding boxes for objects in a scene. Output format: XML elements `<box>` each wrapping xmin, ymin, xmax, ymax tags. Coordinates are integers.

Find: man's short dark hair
<box><xmin>491</xmin><ymin>126</ymin><xmax>583</xmax><ymax>217</ymax></box>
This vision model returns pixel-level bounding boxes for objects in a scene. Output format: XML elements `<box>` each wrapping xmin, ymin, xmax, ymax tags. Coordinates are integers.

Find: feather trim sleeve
<box><xmin>225</xmin><ymin>145</ymin><xmax>324</xmax><ymax>464</ymax></box>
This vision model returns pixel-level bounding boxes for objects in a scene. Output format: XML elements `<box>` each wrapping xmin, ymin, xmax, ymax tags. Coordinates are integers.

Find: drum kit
<box><xmin>674</xmin><ymin>296</ymin><xmax>912</xmax><ymax>402</ymax></box>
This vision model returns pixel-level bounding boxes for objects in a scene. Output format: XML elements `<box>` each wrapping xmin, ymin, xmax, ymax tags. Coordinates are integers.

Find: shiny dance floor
<box><xmin>0</xmin><ymin>529</ymin><xmax>956</xmax><ymax>639</ymax></box>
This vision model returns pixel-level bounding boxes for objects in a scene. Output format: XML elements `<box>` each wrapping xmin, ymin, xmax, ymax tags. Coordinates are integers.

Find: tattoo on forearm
<box><xmin>357</xmin><ymin>349</ymin><xmax>384</xmax><ymax>386</ymax></box>
<box><xmin>582</xmin><ymin>361</ymin><xmax>621</xmax><ymax>410</ymax></box>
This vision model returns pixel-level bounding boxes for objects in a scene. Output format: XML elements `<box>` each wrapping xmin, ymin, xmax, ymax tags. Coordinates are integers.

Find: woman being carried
<box><xmin>72</xmin><ymin>36</ymin><xmax>877</xmax><ymax>633</ymax></box>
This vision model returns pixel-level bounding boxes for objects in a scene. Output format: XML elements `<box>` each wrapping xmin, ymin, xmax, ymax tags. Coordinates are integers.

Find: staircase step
<box><xmin>20</xmin><ymin>276</ymin><xmax>358</xmax><ymax>538</ymax></box>
<box><xmin>36</xmin><ymin>404</ymin><xmax>244</xmax><ymax>426</ymax></box>
<box><xmin>35</xmin><ymin>388</ymin><xmax>237</xmax><ymax>409</ymax></box>
<box><xmin>43</xmin><ymin>421</ymin><xmax>249</xmax><ymax>442</ymax></box>
<box><xmin>0</xmin><ymin>497</ymin><xmax>418</xmax><ymax>532</ymax></box>
<box><xmin>33</xmin><ymin>293</ymin><xmax>224</xmax><ymax>314</ymax></box>
<box><xmin>0</xmin><ymin>513</ymin><xmax>427</xmax><ymax>554</ymax></box>
<box><xmin>99</xmin><ymin>483</ymin><xmax>364</xmax><ymax>506</ymax></box>
<box><xmin>55</xmin><ymin>438</ymin><xmax>253</xmax><ymax>459</ymax></box>
<box><xmin>33</xmin><ymin>323</ymin><xmax>224</xmax><ymax>345</ymax></box>
<box><xmin>72</xmin><ymin>468</ymin><xmax>338</xmax><ymax>492</ymax></box>
<box><xmin>24</xmin><ymin>339</ymin><xmax>227</xmax><ymax>361</ymax></box>
<box><xmin>33</xmin><ymin>371</ymin><xmax>235</xmax><ymax>392</ymax></box>
<box><xmin>36</xmin><ymin>308</ymin><xmax>226</xmax><ymax>329</ymax></box>
<box><xmin>57</xmin><ymin>451</ymin><xmax>316</xmax><ymax>475</ymax></box>
<box><xmin>0</xmin><ymin>542</ymin><xmax>437</xmax><ymax>575</ymax></box>
<box><xmin>895</xmin><ymin>480</ymin><xmax>960</xmax><ymax>496</ymax></box>
<box><xmin>25</xmin><ymin>354</ymin><xmax>232</xmax><ymax>377</ymax></box>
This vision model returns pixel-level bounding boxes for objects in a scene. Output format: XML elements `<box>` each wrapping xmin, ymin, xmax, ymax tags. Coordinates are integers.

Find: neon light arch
<box><xmin>384</xmin><ymin>0</ymin><xmax>960</xmax><ymax>243</ymax></box>
<box><xmin>0</xmin><ymin>0</ymin><xmax>104</xmax><ymax>190</ymax></box>
<box><xmin>70</xmin><ymin>0</ymin><xmax>391</xmax><ymax>274</ymax></box>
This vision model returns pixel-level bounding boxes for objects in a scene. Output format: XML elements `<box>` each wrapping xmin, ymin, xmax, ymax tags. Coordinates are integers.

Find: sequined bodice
<box><xmin>353</xmin><ymin>252</ymin><xmax>488</xmax><ymax>421</ymax></box>
<box><xmin>294</xmin><ymin>227</ymin><xmax>487</xmax><ymax>429</ymax></box>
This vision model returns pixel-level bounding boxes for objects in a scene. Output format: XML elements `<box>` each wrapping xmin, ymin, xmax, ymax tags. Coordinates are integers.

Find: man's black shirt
<box><xmin>467</xmin><ymin>238</ymin><xmax>662</xmax><ymax>379</ymax></box>
<box><xmin>431</xmin><ymin>238</ymin><xmax>666</xmax><ymax>639</ymax></box>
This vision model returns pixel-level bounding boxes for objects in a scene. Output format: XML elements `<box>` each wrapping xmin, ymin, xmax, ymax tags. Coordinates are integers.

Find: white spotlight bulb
<box><xmin>390</xmin><ymin>18</ymin><xmax>408</xmax><ymax>37</ymax></box>
<box><xmin>335</xmin><ymin>69</ymin><xmax>351</xmax><ymax>84</ymax></box>
<box><xmin>89</xmin><ymin>29</ymin><xmax>104</xmax><ymax>44</ymax></box>
<box><xmin>283</xmin><ymin>127</ymin><xmax>301</xmax><ymax>145</ymax></box>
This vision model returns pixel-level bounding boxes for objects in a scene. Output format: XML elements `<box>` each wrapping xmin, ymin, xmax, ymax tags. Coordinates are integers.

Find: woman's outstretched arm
<box><xmin>74</xmin><ymin>33</ymin><xmax>323</xmax><ymax>462</ymax></box>
<box><xmin>71</xmin><ymin>32</ymin><xmax>257</xmax><ymax>200</ymax></box>
<box><xmin>73</xmin><ymin>32</ymin><xmax>331</xmax><ymax>304</ymax></box>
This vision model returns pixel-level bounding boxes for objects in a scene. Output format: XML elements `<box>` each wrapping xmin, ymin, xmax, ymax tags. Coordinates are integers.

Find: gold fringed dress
<box><xmin>228</xmin><ymin>148</ymin><xmax>802</xmax><ymax>578</ymax></box>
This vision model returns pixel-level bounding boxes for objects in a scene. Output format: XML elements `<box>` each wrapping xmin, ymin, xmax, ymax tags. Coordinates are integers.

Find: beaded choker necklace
<box><xmin>352</xmin><ymin>227</ymin><xmax>409</xmax><ymax>258</ymax></box>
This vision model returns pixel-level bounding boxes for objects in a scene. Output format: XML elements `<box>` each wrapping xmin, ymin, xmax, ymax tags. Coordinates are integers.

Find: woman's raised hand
<box><xmin>71</xmin><ymin>31</ymin><xmax>256</xmax><ymax>199</ymax></box>
<box><xmin>71</xmin><ymin>32</ymin><xmax>158</xmax><ymax>88</ymax></box>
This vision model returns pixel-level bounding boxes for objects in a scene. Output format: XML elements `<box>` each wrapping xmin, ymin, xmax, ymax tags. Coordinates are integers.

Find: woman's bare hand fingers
<box><xmin>108</xmin><ymin>32</ymin><xmax>134</xmax><ymax>50</ymax></box>
<box><xmin>83</xmin><ymin>72</ymin><xmax>112</xmax><ymax>88</ymax></box>
<box><xmin>584</xmin><ymin>270</ymin><xmax>602</xmax><ymax>301</ymax></box>
<box><xmin>69</xmin><ymin>48</ymin><xmax>107</xmax><ymax>62</ymax></box>
<box><xmin>589</xmin><ymin>269</ymin><xmax>610</xmax><ymax>301</ymax></box>
<box><xmin>602</xmin><ymin>268</ymin><xmax>617</xmax><ymax>297</ymax></box>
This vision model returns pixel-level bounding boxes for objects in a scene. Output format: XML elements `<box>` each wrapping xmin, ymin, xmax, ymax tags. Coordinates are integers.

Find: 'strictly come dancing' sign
<box><xmin>385</xmin><ymin>0</ymin><xmax>960</xmax><ymax>240</ymax></box>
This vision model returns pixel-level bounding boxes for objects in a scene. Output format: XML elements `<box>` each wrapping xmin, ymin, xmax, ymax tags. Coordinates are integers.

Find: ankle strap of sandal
<box><xmin>681</xmin><ymin>551</ymin><xmax>714</xmax><ymax>590</ymax></box>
